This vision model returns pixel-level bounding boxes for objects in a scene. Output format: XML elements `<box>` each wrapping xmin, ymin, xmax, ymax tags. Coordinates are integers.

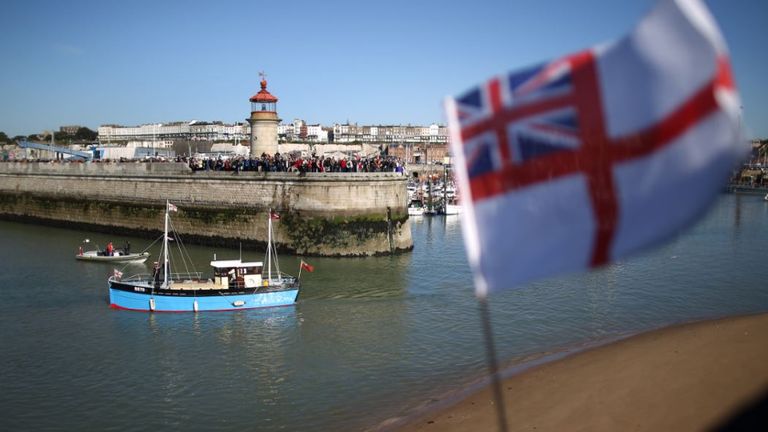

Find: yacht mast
<box><xmin>163</xmin><ymin>200</ymin><xmax>170</xmax><ymax>287</ymax></box>
<box><xmin>267</xmin><ymin>209</ymin><xmax>272</xmax><ymax>283</ymax></box>
<box><xmin>273</xmin><ymin>223</ymin><xmax>282</xmax><ymax>282</ymax></box>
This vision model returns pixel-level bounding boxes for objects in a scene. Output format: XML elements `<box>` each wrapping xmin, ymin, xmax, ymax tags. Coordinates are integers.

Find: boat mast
<box><xmin>163</xmin><ymin>200</ymin><xmax>170</xmax><ymax>287</ymax></box>
<box><xmin>267</xmin><ymin>208</ymin><xmax>272</xmax><ymax>283</ymax></box>
<box><xmin>274</xmin><ymin>224</ymin><xmax>282</xmax><ymax>282</ymax></box>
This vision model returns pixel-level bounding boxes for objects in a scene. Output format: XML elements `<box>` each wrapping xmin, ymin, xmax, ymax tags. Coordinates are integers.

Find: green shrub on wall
<box><xmin>281</xmin><ymin>210</ymin><xmax>407</xmax><ymax>254</ymax></box>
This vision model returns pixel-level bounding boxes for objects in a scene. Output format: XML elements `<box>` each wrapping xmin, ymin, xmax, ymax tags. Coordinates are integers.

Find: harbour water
<box><xmin>1</xmin><ymin>194</ymin><xmax>768</xmax><ymax>431</ymax></box>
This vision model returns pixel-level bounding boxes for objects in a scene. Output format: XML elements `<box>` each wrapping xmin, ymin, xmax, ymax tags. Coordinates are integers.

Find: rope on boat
<box><xmin>166</xmin><ymin>216</ymin><xmax>198</xmax><ymax>279</ymax></box>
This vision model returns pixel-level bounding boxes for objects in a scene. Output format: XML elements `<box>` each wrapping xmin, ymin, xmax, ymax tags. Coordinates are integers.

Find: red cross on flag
<box><xmin>446</xmin><ymin>0</ymin><xmax>746</xmax><ymax>297</ymax></box>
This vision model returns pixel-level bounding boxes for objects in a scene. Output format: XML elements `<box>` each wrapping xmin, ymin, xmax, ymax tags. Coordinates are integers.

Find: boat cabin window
<box><xmin>241</xmin><ymin>266</ymin><xmax>262</xmax><ymax>275</ymax></box>
<box><xmin>213</xmin><ymin>266</ymin><xmax>262</xmax><ymax>278</ymax></box>
<box><xmin>213</xmin><ymin>267</ymin><xmax>236</xmax><ymax>278</ymax></box>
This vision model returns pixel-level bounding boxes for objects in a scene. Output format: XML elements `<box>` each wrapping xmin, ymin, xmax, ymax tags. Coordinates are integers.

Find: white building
<box><xmin>99</xmin><ymin>119</ymin><xmax>444</xmax><ymax>145</ymax></box>
<box><xmin>331</xmin><ymin>123</ymin><xmax>448</xmax><ymax>143</ymax></box>
<box><xmin>306</xmin><ymin>124</ymin><xmax>327</xmax><ymax>142</ymax></box>
<box><xmin>98</xmin><ymin>121</ymin><xmax>249</xmax><ymax>143</ymax></box>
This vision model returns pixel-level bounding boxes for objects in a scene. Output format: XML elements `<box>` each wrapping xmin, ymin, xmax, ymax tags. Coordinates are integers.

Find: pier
<box><xmin>0</xmin><ymin>161</ymin><xmax>412</xmax><ymax>256</ymax></box>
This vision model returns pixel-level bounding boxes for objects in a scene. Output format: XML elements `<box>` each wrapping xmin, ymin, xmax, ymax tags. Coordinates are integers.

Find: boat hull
<box><xmin>108</xmin><ymin>285</ymin><xmax>299</xmax><ymax>312</ymax></box>
<box><xmin>444</xmin><ymin>204</ymin><xmax>461</xmax><ymax>215</ymax></box>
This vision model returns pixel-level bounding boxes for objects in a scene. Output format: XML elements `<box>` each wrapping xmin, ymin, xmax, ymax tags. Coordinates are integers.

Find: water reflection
<box><xmin>298</xmin><ymin>252</ymin><xmax>411</xmax><ymax>300</ymax></box>
<box><xmin>2</xmin><ymin>195</ymin><xmax>768</xmax><ymax>432</ymax></box>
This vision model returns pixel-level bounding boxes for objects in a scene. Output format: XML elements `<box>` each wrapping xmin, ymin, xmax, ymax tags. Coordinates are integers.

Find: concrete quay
<box><xmin>0</xmin><ymin>162</ymin><xmax>413</xmax><ymax>256</ymax></box>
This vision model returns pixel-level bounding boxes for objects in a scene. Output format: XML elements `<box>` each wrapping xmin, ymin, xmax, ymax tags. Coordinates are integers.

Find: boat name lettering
<box><xmin>134</xmin><ymin>287</ymin><xmax>146</xmax><ymax>292</ymax></box>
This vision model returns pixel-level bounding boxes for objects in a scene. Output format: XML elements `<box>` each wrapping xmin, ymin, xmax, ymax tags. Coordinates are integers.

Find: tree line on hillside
<box><xmin>0</xmin><ymin>127</ymin><xmax>98</xmax><ymax>145</ymax></box>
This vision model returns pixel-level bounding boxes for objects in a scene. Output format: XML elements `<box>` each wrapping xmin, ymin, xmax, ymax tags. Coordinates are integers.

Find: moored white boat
<box><xmin>76</xmin><ymin>250</ymin><xmax>151</xmax><ymax>263</ymax></box>
<box><xmin>408</xmin><ymin>202</ymin><xmax>425</xmax><ymax>216</ymax></box>
<box><xmin>444</xmin><ymin>203</ymin><xmax>461</xmax><ymax>215</ymax></box>
<box><xmin>76</xmin><ymin>239</ymin><xmax>150</xmax><ymax>263</ymax></box>
<box><xmin>108</xmin><ymin>202</ymin><xmax>301</xmax><ymax>312</ymax></box>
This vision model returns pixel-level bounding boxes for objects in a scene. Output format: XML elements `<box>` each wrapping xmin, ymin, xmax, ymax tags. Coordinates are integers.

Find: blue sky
<box><xmin>0</xmin><ymin>0</ymin><xmax>765</xmax><ymax>138</ymax></box>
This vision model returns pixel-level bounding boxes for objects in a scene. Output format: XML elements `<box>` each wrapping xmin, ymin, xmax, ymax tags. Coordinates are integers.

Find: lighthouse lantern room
<box><xmin>250</xmin><ymin>75</ymin><xmax>278</xmax><ymax>112</ymax></box>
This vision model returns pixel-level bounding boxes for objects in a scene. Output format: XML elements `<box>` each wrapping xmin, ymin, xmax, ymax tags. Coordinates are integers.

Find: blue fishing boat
<box><xmin>108</xmin><ymin>202</ymin><xmax>300</xmax><ymax>312</ymax></box>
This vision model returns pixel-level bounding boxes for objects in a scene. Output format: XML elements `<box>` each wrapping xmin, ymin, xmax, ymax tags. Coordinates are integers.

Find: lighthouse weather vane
<box><xmin>259</xmin><ymin>71</ymin><xmax>267</xmax><ymax>81</ymax></box>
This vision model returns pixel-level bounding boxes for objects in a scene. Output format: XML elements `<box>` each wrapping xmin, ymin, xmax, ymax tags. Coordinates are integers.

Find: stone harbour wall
<box><xmin>0</xmin><ymin>162</ymin><xmax>413</xmax><ymax>256</ymax></box>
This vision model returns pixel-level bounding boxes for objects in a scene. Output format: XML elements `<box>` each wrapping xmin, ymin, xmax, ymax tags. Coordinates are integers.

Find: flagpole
<box><xmin>298</xmin><ymin>261</ymin><xmax>303</xmax><ymax>281</ymax></box>
<box><xmin>445</xmin><ymin>94</ymin><xmax>508</xmax><ymax>430</ymax></box>
<box><xmin>478</xmin><ymin>296</ymin><xmax>508</xmax><ymax>432</ymax></box>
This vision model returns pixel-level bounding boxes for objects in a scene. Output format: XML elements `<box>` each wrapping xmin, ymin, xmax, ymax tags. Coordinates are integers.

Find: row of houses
<box><xmin>98</xmin><ymin>121</ymin><xmax>248</xmax><ymax>143</ymax></box>
<box><xmin>97</xmin><ymin>120</ymin><xmax>449</xmax><ymax>144</ymax></box>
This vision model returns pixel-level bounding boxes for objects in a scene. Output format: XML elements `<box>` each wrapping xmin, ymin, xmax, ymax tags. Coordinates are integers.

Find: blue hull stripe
<box><xmin>109</xmin><ymin>287</ymin><xmax>299</xmax><ymax>312</ymax></box>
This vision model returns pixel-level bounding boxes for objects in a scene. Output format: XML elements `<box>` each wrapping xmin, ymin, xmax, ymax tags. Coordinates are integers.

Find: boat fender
<box><xmin>149</xmin><ymin>298</ymin><xmax>156</xmax><ymax>312</ymax></box>
<box><xmin>193</xmin><ymin>300</ymin><xmax>199</xmax><ymax>313</ymax></box>
<box><xmin>232</xmin><ymin>300</ymin><xmax>245</xmax><ymax>307</ymax></box>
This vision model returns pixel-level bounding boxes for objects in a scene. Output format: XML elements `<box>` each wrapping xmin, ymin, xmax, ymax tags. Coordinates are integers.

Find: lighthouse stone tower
<box><xmin>248</xmin><ymin>74</ymin><xmax>279</xmax><ymax>156</ymax></box>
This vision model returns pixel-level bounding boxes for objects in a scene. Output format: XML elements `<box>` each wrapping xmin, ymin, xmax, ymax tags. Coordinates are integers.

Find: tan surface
<box><xmin>398</xmin><ymin>313</ymin><xmax>768</xmax><ymax>432</ymax></box>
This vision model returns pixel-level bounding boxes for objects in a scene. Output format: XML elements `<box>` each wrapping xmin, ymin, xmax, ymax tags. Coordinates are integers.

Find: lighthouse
<box><xmin>248</xmin><ymin>72</ymin><xmax>279</xmax><ymax>156</ymax></box>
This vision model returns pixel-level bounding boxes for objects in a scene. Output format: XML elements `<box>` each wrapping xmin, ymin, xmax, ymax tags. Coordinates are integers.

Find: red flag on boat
<box><xmin>270</xmin><ymin>211</ymin><xmax>281</xmax><ymax>220</ymax></box>
<box><xmin>300</xmin><ymin>260</ymin><xmax>315</xmax><ymax>273</ymax></box>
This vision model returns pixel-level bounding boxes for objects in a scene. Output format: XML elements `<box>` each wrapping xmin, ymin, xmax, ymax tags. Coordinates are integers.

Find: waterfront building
<box><xmin>279</xmin><ymin>119</ymin><xmax>328</xmax><ymax>142</ymax></box>
<box><xmin>97</xmin><ymin>121</ymin><xmax>249</xmax><ymax>143</ymax></box>
<box><xmin>331</xmin><ymin>122</ymin><xmax>448</xmax><ymax>144</ymax></box>
<box><xmin>387</xmin><ymin>142</ymin><xmax>449</xmax><ymax>164</ymax></box>
<box><xmin>98</xmin><ymin>120</ymin><xmax>446</xmax><ymax>147</ymax></box>
<box><xmin>59</xmin><ymin>125</ymin><xmax>82</xmax><ymax>135</ymax></box>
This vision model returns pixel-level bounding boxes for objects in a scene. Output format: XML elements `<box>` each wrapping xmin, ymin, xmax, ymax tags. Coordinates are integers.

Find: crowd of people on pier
<box><xmin>186</xmin><ymin>152</ymin><xmax>406</xmax><ymax>174</ymax></box>
<box><xmin>1</xmin><ymin>151</ymin><xmax>408</xmax><ymax>175</ymax></box>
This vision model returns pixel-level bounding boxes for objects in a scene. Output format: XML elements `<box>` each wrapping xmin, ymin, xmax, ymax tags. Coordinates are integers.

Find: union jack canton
<box><xmin>458</xmin><ymin>55</ymin><xmax>581</xmax><ymax>179</ymax></box>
